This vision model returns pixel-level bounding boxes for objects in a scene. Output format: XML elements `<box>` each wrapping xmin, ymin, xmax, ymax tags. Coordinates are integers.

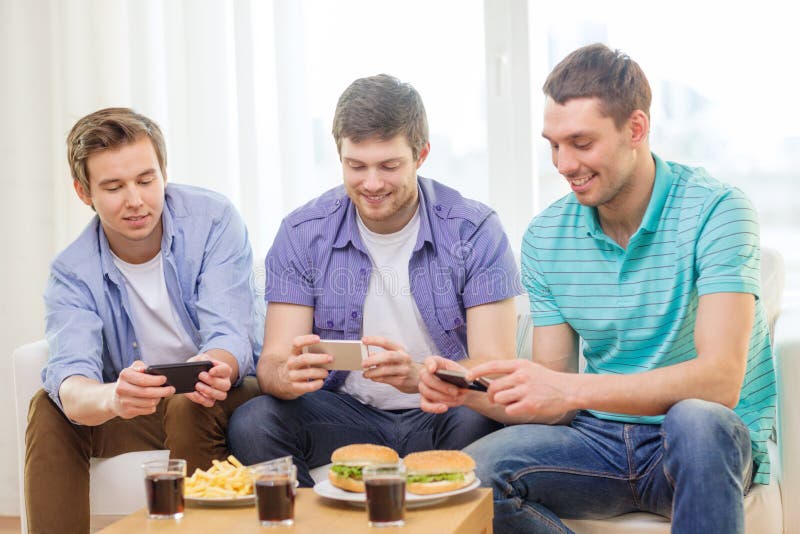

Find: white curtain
<box><xmin>0</xmin><ymin>0</ymin><xmax>308</xmax><ymax>514</ymax></box>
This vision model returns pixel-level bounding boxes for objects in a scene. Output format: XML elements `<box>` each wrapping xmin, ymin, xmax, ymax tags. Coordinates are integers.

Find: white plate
<box><xmin>186</xmin><ymin>480</ymin><xmax>299</xmax><ymax>507</ymax></box>
<box><xmin>313</xmin><ymin>478</ymin><xmax>481</xmax><ymax>509</ymax></box>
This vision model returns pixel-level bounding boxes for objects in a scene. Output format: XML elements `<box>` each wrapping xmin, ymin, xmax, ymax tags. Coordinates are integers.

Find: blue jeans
<box><xmin>228</xmin><ymin>389</ymin><xmax>503</xmax><ymax>486</ymax></box>
<box><xmin>465</xmin><ymin>399</ymin><xmax>754</xmax><ymax>534</ymax></box>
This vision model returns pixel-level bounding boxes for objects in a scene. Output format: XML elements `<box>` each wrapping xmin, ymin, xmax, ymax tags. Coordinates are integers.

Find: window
<box><xmin>283</xmin><ymin>0</ymin><xmax>488</xmax><ymax>205</ymax></box>
<box><xmin>527</xmin><ymin>0</ymin><xmax>800</xmax><ymax>299</ymax></box>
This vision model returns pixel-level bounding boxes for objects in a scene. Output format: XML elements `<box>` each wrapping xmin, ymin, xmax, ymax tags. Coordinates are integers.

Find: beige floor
<box><xmin>0</xmin><ymin>515</ymin><xmax>122</xmax><ymax>533</ymax></box>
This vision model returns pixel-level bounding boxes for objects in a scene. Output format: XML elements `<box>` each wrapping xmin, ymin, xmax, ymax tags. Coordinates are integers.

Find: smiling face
<box><xmin>74</xmin><ymin>136</ymin><xmax>166</xmax><ymax>263</ymax></box>
<box><xmin>341</xmin><ymin>134</ymin><xmax>429</xmax><ymax>234</ymax></box>
<box><xmin>542</xmin><ymin>96</ymin><xmax>641</xmax><ymax>211</ymax></box>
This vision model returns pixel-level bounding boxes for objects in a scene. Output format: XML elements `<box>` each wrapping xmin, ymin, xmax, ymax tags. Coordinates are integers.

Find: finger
<box><xmin>116</xmin><ymin>378</ymin><xmax>175</xmax><ymax>399</ymax></box>
<box><xmin>287</xmin><ymin>366</ymin><xmax>330</xmax><ymax>383</ymax></box>
<box><xmin>363</xmin><ymin>363</ymin><xmax>408</xmax><ymax>379</ymax></box>
<box><xmin>361</xmin><ymin>336</ymin><xmax>405</xmax><ymax>352</ymax></box>
<box><xmin>419</xmin><ymin>368</ymin><xmax>460</xmax><ymax>396</ymax></box>
<box><xmin>423</xmin><ymin>356</ymin><xmax>440</xmax><ymax>373</ymax></box>
<box><xmin>420</xmin><ymin>399</ymin><xmax>449</xmax><ymax>414</ymax></box>
<box><xmin>121</xmin><ymin>367</ymin><xmax>168</xmax><ymax>388</ymax></box>
<box><xmin>185</xmin><ymin>391</ymin><xmax>215</xmax><ymax>407</ymax></box>
<box><xmin>195</xmin><ymin>380</ymin><xmax>230</xmax><ymax>401</ymax></box>
<box><xmin>362</xmin><ymin>351</ymin><xmax>410</xmax><ymax>368</ymax></box>
<box><xmin>468</xmin><ymin>360</ymin><xmax>523</xmax><ymax>381</ymax></box>
<box><xmin>288</xmin><ymin>352</ymin><xmax>332</xmax><ymax>370</ymax></box>
<box><xmin>291</xmin><ymin>334</ymin><xmax>321</xmax><ymax>355</ymax></box>
<box><xmin>491</xmin><ymin>384</ymin><xmax>524</xmax><ymax>407</ymax></box>
<box><xmin>291</xmin><ymin>379</ymin><xmax>325</xmax><ymax>395</ymax></box>
<box><xmin>198</xmin><ymin>372</ymin><xmax>232</xmax><ymax>392</ymax></box>
<box><xmin>205</xmin><ymin>361</ymin><xmax>232</xmax><ymax>379</ymax></box>
<box><xmin>419</xmin><ymin>381</ymin><xmax>459</xmax><ymax>403</ymax></box>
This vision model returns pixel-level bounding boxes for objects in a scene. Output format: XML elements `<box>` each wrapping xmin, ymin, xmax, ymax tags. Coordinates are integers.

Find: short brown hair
<box><xmin>67</xmin><ymin>107</ymin><xmax>167</xmax><ymax>192</ymax></box>
<box><xmin>332</xmin><ymin>74</ymin><xmax>429</xmax><ymax>160</ymax></box>
<box><xmin>543</xmin><ymin>43</ymin><xmax>651</xmax><ymax>128</ymax></box>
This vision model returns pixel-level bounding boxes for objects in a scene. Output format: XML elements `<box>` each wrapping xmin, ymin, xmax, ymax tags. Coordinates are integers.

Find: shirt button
<box><xmin>351</xmin><ymin>311</ymin><xmax>358</xmax><ymax>319</ymax></box>
<box><xmin>435</xmin><ymin>204</ymin><xmax>442</xmax><ymax>212</ymax></box>
<box><xmin>132</xmin><ymin>342</ymin><xmax>138</xmax><ymax>348</ymax></box>
<box><xmin>359</xmin><ymin>267</ymin><xmax>367</xmax><ymax>276</ymax></box>
<box><xmin>327</xmin><ymin>320</ymin><xmax>334</xmax><ymax>328</ymax></box>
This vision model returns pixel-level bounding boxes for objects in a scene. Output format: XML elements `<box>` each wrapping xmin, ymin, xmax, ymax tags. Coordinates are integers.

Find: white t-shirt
<box><xmin>341</xmin><ymin>208</ymin><xmax>439</xmax><ymax>410</ymax></box>
<box><xmin>111</xmin><ymin>252</ymin><xmax>198</xmax><ymax>365</ymax></box>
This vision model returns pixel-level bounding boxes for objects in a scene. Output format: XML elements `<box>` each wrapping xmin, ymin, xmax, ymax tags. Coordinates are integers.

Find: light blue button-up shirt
<box><xmin>43</xmin><ymin>184</ymin><xmax>257</xmax><ymax>410</ymax></box>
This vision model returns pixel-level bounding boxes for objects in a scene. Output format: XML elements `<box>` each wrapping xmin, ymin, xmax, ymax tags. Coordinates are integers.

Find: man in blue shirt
<box><xmin>26</xmin><ymin>108</ymin><xmax>260</xmax><ymax>533</ymax></box>
<box><xmin>228</xmin><ymin>74</ymin><xmax>522</xmax><ymax>486</ymax></box>
<box><xmin>419</xmin><ymin>44</ymin><xmax>774</xmax><ymax>533</ymax></box>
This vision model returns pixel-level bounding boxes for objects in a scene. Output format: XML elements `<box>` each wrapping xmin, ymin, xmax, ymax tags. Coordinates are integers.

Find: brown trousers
<box><xmin>24</xmin><ymin>377</ymin><xmax>260</xmax><ymax>534</ymax></box>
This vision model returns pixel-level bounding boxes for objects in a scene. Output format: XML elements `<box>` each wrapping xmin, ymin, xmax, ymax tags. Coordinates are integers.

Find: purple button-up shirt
<box><xmin>264</xmin><ymin>177</ymin><xmax>522</xmax><ymax>390</ymax></box>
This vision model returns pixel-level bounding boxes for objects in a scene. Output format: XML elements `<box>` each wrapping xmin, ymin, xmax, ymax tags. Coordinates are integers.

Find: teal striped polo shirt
<box><xmin>521</xmin><ymin>154</ymin><xmax>776</xmax><ymax>484</ymax></box>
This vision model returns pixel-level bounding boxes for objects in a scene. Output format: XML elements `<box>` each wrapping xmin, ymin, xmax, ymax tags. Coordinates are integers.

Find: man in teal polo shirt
<box><xmin>418</xmin><ymin>43</ymin><xmax>775</xmax><ymax>533</ymax></box>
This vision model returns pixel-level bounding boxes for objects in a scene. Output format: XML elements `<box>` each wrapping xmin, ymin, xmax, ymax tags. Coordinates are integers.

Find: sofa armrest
<box><xmin>773</xmin><ymin>304</ymin><xmax>800</xmax><ymax>530</ymax></box>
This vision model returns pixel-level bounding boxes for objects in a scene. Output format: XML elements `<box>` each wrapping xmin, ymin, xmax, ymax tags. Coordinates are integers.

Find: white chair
<box><xmin>12</xmin><ymin>340</ymin><xmax>168</xmax><ymax>534</ymax></box>
<box><xmin>513</xmin><ymin>247</ymin><xmax>794</xmax><ymax>533</ymax></box>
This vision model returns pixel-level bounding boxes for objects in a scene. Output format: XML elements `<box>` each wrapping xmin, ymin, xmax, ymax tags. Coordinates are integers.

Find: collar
<box><xmin>99</xmin><ymin>195</ymin><xmax>175</xmax><ymax>283</ymax></box>
<box><xmin>580</xmin><ymin>153</ymin><xmax>673</xmax><ymax>237</ymax></box>
<box><xmin>332</xmin><ymin>178</ymin><xmax>435</xmax><ymax>252</ymax></box>
<box><xmin>639</xmin><ymin>153</ymin><xmax>674</xmax><ymax>233</ymax></box>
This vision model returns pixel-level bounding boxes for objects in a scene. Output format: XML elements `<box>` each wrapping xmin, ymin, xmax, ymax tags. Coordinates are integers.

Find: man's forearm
<box><xmin>462</xmin><ymin>391</ymin><xmax>573</xmax><ymax>425</ymax></box>
<box><xmin>59</xmin><ymin>376</ymin><xmax>117</xmax><ymax>426</ymax></box>
<box><xmin>567</xmin><ymin>356</ymin><xmax>744</xmax><ymax>416</ymax></box>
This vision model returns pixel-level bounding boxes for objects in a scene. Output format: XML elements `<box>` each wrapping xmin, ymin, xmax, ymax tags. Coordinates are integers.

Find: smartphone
<box><xmin>145</xmin><ymin>361</ymin><xmax>214</xmax><ymax>394</ymax></box>
<box><xmin>434</xmin><ymin>369</ymin><xmax>493</xmax><ymax>392</ymax></box>
<box><xmin>302</xmin><ymin>340</ymin><xmax>368</xmax><ymax>371</ymax></box>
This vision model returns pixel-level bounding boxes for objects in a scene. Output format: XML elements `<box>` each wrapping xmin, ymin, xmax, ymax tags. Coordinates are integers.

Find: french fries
<box><xmin>184</xmin><ymin>455</ymin><xmax>253</xmax><ymax>499</ymax></box>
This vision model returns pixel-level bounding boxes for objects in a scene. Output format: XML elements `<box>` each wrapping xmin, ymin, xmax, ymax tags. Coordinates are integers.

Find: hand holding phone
<box><xmin>145</xmin><ymin>361</ymin><xmax>214</xmax><ymax>394</ymax></box>
<box><xmin>434</xmin><ymin>369</ymin><xmax>493</xmax><ymax>392</ymax></box>
<box><xmin>302</xmin><ymin>340</ymin><xmax>368</xmax><ymax>371</ymax></box>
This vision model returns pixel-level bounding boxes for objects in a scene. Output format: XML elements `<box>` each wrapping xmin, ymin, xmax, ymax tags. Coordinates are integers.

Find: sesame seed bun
<box><xmin>331</xmin><ymin>444</ymin><xmax>399</xmax><ymax>465</ymax></box>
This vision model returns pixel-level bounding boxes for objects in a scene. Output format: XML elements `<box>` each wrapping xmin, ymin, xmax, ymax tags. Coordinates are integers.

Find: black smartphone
<box><xmin>434</xmin><ymin>369</ymin><xmax>492</xmax><ymax>392</ymax></box>
<box><xmin>145</xmin><ymin>361</ymin><xmax>214</xmax><ymax>394</ymax></box>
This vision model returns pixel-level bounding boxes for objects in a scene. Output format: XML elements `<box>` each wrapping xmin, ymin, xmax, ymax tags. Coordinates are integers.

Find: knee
<box><xmin>464</xmin><ymin>427</ymin><xmax>517</xmax><ymax>488</ymax></box>
<box><xmin>163</xmin><ymin>393</ymin><xmax>212</xmax><ymax>426</ymax></box>
<box><xmin>27</xmin><ymin>389</ymin><xmax>73</xmax><ymax>438</ymax></box>
<box><xmin>663</xmin><ymin>399</ymin><xmax>751</xmax><ymax>461</ymax></box>
<box><xmin>228</xmin><ymin>395</ymin><xmax>281</xmax><ymax>442</ymax></box>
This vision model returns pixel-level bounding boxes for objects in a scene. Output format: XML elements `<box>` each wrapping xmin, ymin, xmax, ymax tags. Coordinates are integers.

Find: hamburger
<box><xmin>403</xmin><ymin>450</ymin><xmax>476</xmax><ymax>495</ymax></box>
<box><xmin>328</xmin><ymin>444</ymin><xmax>400</xmax><ymax>492</ymax></box>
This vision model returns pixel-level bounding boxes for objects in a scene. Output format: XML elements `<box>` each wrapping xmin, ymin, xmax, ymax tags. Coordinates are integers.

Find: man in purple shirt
<box><xmin>229</xmin><ymin>74</ymin><xmax>522</xmax><ymax>485</ymax></box>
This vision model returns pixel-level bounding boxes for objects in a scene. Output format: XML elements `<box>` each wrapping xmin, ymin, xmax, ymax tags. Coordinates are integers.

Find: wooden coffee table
<box><xmin>99</xmin><ymin>488</ymin><xmax>493</xmax><ymax>533</ymax></box>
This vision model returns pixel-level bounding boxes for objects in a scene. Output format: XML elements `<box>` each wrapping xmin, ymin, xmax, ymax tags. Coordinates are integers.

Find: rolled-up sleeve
<box><xmin>264</xmin><ymin>219</ymin><xmax>316</xmax><ymax>306</ymax></box>
<box><xmin>195</xmin><ymin>204</ymin><xmax>256</xmax><ymax>382</ymax></box>
<box><xmin>43</xmin><ymin>271</ymin><xmax>105</xmax><ymax>411</ymax></box>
